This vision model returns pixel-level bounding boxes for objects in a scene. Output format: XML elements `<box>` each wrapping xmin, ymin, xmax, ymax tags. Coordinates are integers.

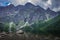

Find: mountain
<box><xmin>0</xmin><ymin>2</ymin><xmax>59</xmax><ymax>24</ymax></box>
<box><xmin>0</xmin><ymin>4</ymin><xmax>15</xmax><ymax>11</ymax></box>
<box><xmin>25</xmin><ymin>2</ymin><xmax>35</xmax><ymax>8</ymax></box>
<box><xmin>23</xmin><ymin>15</ymin><xmax>60</xmax><ymax>36</ymax></box>
<box><xmin>46</xmin><ymin>8</ymin><xmax>58</xmax><ymax>18</ymax></box>
<box><xmin>57</xmin><ymin>11</ymin><xmax>60</xmax><ymax>15</ymax></box>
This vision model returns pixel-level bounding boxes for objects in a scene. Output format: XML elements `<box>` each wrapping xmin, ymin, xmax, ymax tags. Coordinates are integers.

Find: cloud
<box><xmin>34</xmin><ymin>0</ymin><xmax>52</xmax><ymax>9</ymax></box>
<box><xmin>50</xmin><ymin>0</ymin><xmax>60</xmax><ymax>12</ymax></box>
<box><xmin>52</xmin><ymin>7</ymin><xmax>60</xmax><ymax>12</ymax></box>
<box><xmin>8</xmin><ymin>0</ymin><xmax>28</xmax><ymax>5</ymax></box>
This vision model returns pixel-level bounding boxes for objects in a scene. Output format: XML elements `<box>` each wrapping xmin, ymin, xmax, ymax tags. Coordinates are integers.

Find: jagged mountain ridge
<box><xmin>0</xmin><ymin>2</ymin><xmax>58</xmax><ymax>24</ymax></box>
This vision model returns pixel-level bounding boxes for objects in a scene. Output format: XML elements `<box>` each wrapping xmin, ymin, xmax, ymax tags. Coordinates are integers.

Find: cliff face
<box><xmin>0</xmin><ymin>3</ymin><xmax>58</xmax><ymax>24</ymax></box>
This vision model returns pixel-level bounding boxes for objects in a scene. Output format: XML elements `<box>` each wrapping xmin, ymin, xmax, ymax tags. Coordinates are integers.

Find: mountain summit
<box><xmin>0</xmin><ymin>3</ymin><xmax>59</xmax><ymax>24</ymax></box>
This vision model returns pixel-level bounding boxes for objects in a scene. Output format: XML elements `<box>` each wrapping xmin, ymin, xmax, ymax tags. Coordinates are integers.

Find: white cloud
<box><xmin>8</xmin><ymin>0</ymin><xmax>28</xmax><ymax>5</ymax></box>
<box><xmin>36</xmin><ymin>0</ymin><xmax>52</xmax><ymax>9</ymax></box>
<box><xmin>28</xmin><ymin>0</ymin><xmax>40</xmax><ymax>5</ymax></box>
<box><xmin>52</xmin><ymin>7</ymin><xmax>60</xmax><ymax>12</ymax></box>
<box><xmin>47</xmin><ymin>0</ymin><xmax>52</xmax><ymax>5</ymax></box>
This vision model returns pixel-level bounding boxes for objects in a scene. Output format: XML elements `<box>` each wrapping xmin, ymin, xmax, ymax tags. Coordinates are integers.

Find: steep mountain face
<box><xmin>46</xmin><ymin>8</ymin><xmax>58</xmax><ymax>19</ymax></box>
<box><xmin>0</xmin><ymin>2</ymin><xmax>59</xmax><ymax>24</ymax></box>
<box><xmin>57</xmin><ymin>11</ymin><xmax>60</xmax><ymax>15</ymax></box>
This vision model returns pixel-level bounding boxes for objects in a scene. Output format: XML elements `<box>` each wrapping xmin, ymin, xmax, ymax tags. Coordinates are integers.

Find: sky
<box><xmin>0</xmin><ymin>0</ymin><xmax>60</xmax><ymax>12</ymax></box>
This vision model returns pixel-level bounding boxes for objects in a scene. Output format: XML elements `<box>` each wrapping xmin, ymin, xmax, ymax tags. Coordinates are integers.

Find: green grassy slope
<box><xmin>24</xmin><ymin>15</ymin><xmax>60</xmax><ymax>36</ymax></box>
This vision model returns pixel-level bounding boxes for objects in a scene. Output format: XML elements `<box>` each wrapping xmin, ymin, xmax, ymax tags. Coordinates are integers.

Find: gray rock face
<box><xmin>0</xmin><ymin>2</ymin><xmax>58</xmax><ymax>24</ymax></box>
